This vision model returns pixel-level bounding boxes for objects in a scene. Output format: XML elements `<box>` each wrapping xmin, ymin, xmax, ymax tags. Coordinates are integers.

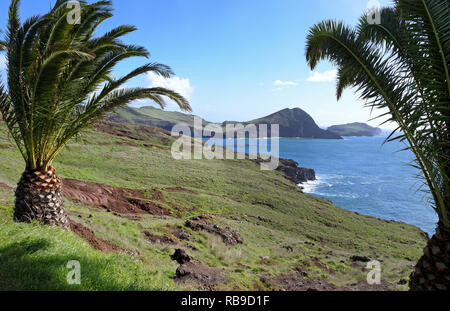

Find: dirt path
<box><xmin>70</xmin><ymin>221</ymin><xmax>133</xmax><ymax>254</ymax></box>
<box><xmin>62</xmin><ymin>179</ymin><xmax>171</xmax><ymax>216</ymax></box>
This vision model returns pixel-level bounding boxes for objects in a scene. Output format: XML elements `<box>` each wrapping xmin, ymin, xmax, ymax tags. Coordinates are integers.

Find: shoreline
<box><xmin>298</xmin><ymin>177</ymin><xmax>433</xmax><ymax>237</ymax></box>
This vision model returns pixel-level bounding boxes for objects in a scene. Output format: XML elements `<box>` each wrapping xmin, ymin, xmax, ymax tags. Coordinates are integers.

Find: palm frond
<box><xmin>306</xmin><ymin>2</ymin><xmax>450</xmax><ymax>229</ymax></box>
<box><xmin>1</xmin><ymin>0</ymin><xmax>191</xmax><ymax>171</ymax></box>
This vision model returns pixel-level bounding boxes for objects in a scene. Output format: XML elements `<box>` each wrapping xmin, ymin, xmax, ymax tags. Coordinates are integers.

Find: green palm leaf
<box><xmin>306</xmin><ymin>0</ymin><xmax>449</xmax><ymax>230</ymax></box>
<box><xmin>1</xmin><ymin>0</ymin><xmax>191</xmax><ymax>170</ymax></box>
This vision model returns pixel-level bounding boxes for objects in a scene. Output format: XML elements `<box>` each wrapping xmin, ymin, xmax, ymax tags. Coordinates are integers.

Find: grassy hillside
<box><xmin>0</xmin><ymin>120</ymin><xmax>426</xmax><ymax>291</ymax></box>
<box><xmin>110</xmin><ymin>106</ymin><xmax>211</xmax><ymax>132</ymax></box>
<box><xmin>112</xmin><ymin>107</ymin><xmax>342</xmax><ymax>139</ymax></box>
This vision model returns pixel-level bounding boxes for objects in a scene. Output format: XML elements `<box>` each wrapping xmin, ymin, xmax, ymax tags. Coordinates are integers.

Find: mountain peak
<box><xmin>111</xmin><ymin>106</ymin><xmax>343</xmax><ymax>139</ymax></box>
<box><xmin>249</xmin><ymin>108</ymin><xmax>342</xmax><ymax>139</ymax></box>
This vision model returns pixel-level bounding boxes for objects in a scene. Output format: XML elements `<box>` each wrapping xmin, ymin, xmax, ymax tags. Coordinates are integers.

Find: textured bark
<box><xmin>409</xmin><ymin>224</ymin><xmax>450</xmax><ymax>291</ymax></box>
<box><xmin>14</xmin><ymin>166</ymin><xmax>69</xmax><ymax>228</ymax></box>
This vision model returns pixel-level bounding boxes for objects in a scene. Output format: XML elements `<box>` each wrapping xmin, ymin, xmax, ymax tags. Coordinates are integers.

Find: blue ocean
<box><xmin>208</xmin><ymin>136</ymin><xmax>438</xmax><ymax>235</ymax></box>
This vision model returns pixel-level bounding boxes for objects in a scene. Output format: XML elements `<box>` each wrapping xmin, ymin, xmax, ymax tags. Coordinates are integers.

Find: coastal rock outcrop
<box><xmin>276</xmin><ymin>159</ymin><xmax>316</xmax><ymax>184</ymax></box>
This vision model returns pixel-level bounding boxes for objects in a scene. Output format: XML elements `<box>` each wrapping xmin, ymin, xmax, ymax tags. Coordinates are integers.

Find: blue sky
<box><xmin>0</xmin><ymin>0</ymin><xmax>393</xmax><ymax>127</ymax></box>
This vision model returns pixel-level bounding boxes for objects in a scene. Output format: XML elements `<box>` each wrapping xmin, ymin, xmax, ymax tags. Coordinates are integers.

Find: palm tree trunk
<box><xmin>409</xmin><ymin>224</ymin><xmax>450</xmax><ymax>291</ymax></box>
<box><xmin>14</xmin><ymin>166</ymin><xmax>69</xmax><ymax>228</ymax></box>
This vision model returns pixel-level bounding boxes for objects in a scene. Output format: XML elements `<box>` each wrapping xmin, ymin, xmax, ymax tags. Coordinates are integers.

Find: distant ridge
<box><xmin>109</xmin><ymin>106</ymin><xmax>342</xmax><ymax>139</ymax></box>
<box><xmin>107</xmin><ymin>106</ymin><xmax>208</xmax><ymax>132</ymax></box>
<box><xmin>240</xmin><ymin>108</ymin><xmax>342</xmax><ymax>139</ymax></box>
<box><xmin>327</xmin><ymin>122</ymin><xmax>382</xmax><ymax>137</ymax></box>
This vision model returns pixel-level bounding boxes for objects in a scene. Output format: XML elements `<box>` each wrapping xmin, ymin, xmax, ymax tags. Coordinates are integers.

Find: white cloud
<box><xmin>271</xmin><ymin>79</ymin><xmax>297</xmax><ymax>91</ymax></box>
<box><xmin>145</xmin><ymin>72</ymin><xmax>194</xmax><ymax>100</ymax></box>
<box><xmin>273</xmin><ymin>80</ymin><xmax>297</xmax><ymax>86</ymax></box>
<box><xmin>307</xmin><ymin>69</ymin><xmax>337</xmax><ymax>83</ymax></box>
<box><xmin>0</xmin><ymin>55</ymin><xmax>6</xmax><ymax>71</ymax></box>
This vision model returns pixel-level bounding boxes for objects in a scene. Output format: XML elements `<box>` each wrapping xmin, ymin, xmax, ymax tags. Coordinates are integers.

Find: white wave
<box><xmin>313</xmin><ymin>192</ymin><xmax>366</xmax><ymax>199</ymax></box>
<box><xmin>319</xmin><ymin>174</ymin><xmax>350</xmax><ymax>180</ymax></box>
<box><xmin>299</xmin><ymin>176</ymin><xmax>324</xmax><ymax>193</ymax></box>
<box><xmin>334</xmin><ymin>181</ymin><xmax>355</xmax><ymax>185</ymax></box>
<box><xmin>299</xmin><ymin>174</ymin><xmax>365</xmax><ymax>199</ymax></box>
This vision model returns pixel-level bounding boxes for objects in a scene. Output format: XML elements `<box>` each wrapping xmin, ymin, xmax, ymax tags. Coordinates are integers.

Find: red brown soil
<box><xmin>266</xmin><ymin>272</ymin><xmax>391</xmax><ymax>291</ymax></box>
<box><xmin>185</xmin><ymin>216</ymin><xmax>243</xmax><ymax>245</ymax></box>
<box><xmin>143</xmin><ymin>231</ymin><xmax>177</xmax><ymax>245</ymax></box>
<box><xmin>70</xmin><ymin>221</ymin><xmax>131</xmax><ymax>254</ymax></box>
<box><xmin>196</xmin><ymin>214</ymin><xmax>216</xmax><ymax>220</ymax></box>
<box><xmin>0</xmin><ymin>182</ymin><xmax>14</xmax><ymax>190</ymax></box>
<box><xmin>172</xmin><ymin>228</ymin><xmax>193</xmax><ymax>241</ymax></box>
<box><xmin>62</xmin><ymin>179</ymin><xmax>171</xmax><ymax>216</ymax></box>
<box><xmin>175</xmin><ymin>261</ymin><xmax>225</xmax><ymax>289</ymax></box>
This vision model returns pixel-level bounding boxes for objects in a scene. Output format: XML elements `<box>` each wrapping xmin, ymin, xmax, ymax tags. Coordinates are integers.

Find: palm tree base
<box><xmin>14</xmin><ymin>166</ymin><xmax>69</xmax><ymax>228</ymax></box>
<box><xmin>409</xmin><ymin>225</ymin><xmax>450</xmax><ymax>291</ymax></box>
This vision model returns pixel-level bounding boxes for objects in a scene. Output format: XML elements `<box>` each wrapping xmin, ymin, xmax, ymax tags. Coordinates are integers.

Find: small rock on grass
<box><xmin>350</xmin><ymin>255</ymin><xmax>371</xmax><ymax>263</ymax></box>
<box><xmin>171</xmin><ymin>249</ymin><xmax>192</xmax><ymax>264</ymax></box>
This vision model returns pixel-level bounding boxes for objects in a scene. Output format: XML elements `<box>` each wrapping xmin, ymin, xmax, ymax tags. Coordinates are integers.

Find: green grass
<box><xmin>113</xmin><ymin>106</ymin><xmax>212</xmax><ymax>130</ymax></box>
<box><xmin>0</xmin><ymin>205</ymin><xmax>178</xmax><ymax>291</ymax></box>
<box><xmin>0</xmin><ymin>120</ymin><xmax>426</xmax><ymax>290</ymax></box>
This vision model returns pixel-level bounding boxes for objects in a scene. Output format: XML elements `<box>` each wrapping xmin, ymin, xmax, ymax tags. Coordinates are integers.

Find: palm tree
<box><xmin>0</xmin><ymin>0</ymin><xmax>191</xmax><ymax>228</ymax></box>
<box><xmin>305</xmin><ymin>0</ymin><xmax>449</xmax><ymax>291</ymax></box>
